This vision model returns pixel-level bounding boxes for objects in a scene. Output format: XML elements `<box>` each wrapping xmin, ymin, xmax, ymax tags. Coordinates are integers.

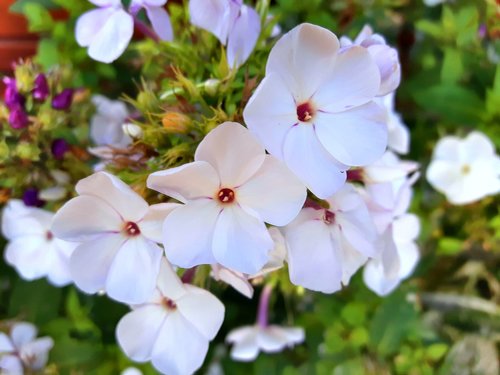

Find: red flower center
<box><xmin>123</xmin><ymin>221</ymin><xmax>141</xmax><ymax>237</ymax></box>
<box><xmin>163</xmin><ymin>298</ymin><xmax>177</xmax><ymax>310</ymax></box>
<box><xmin>323</xmin><ymin>210</ymin><xmax>335</xmax><ymax>225</ymax></box>
<box><xmin>296</xmin><ymin>102</ymin><xmax>315</xmax><ymax>122</ymax></box>
<box><xmin>217</xmin><ymin>188</ymin><xmax>235</xmax><ymax>204</ymax></box>
<box><xmin>46</xmin><ymin>231</ymin><xmax>53</xmax><ymax>241</ymax></box>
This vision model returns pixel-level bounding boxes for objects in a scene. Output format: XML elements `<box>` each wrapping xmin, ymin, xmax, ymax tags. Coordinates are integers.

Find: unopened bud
<box><xmin>162</xmin><ymin>112</ymin><xmax>191</xmax><ymax>134</ymax></box>
<box><xmin>122</xmin><ymin>123</ymin><xmax>143</xmax><ymax>138</ymax></box>
<box><xmin>204</xmin><ymin>79</ymin><xmax>220</xmax><ymax>96</ymax></box>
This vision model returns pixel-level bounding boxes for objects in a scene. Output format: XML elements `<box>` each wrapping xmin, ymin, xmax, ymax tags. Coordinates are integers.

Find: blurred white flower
<box><xmin>283</xmin><ymin>184</ymin><xmax>378</xmax><ymax>293</ymax></box>
<box><xmin>147</xmin><ymin>122</ymin><xmax>306</xmax><ymax>275</ymax></box>
<box><xmin>375</xmin><ymin>93</ymin><xmax>410</xmax><ymax>154</ymax></box>
<box><xmin>39</xmin><ymin>170</ymin><xmax>71</xmax><ymax>202</ymax></box>
<box><xmin>423</xmin><ymin>0</ymin><xmax>449</xmax><ymax>6</ymax></box>
<box><xmin>1</xmin><ymin>200</ymin><xmax>77</xmax><ymax>286</ymax></box>
<box><xmin>129</xmin><ymin>0</ymin><xmax>173</xmax><ymax>41</ymax></box>
<box><xmin>426</xmin><ymin>131</ymin><xmax>500</xmax><ymax>205</ymax></box>
<box><xmin>189</xmin><ymin>0</ymin><xmax>261</xmax><ymax>68</ymax></box>
<box><xmin>362</xmin><ymin>151</ymin><xmax>419</xmax><ymax>185</ymax></box>
<box><xmin>52</xmin><ymin>172</ymin><xmax>179</xmax><ymax>304</ymax></box>
<box><xmin>121</xmin><ymin>367</ymin><xmax>143</xmax><ymax>375</ymax></box>
<box><xmin>116</xmin><ymin>259</ymin><xmax>225</xmax><ymax>375</ymax></box>
<box><xmin>243</xmin><ymin>23</ymin><xmax>387</xmax><ymax>198</ymax></box>
<box><xmin>0</xmin><ymin>322</ymin><xmax>53</xmax><ymax>373</ymax></box>
<box><xmin>341</xmin><ymin>24</ymin><xmax>401</xmax><ymax>96</ymax></box>
<box><xmin>90</xmin><ymin>95</ymin><xmax>131</xmax><ymax>148</ymax></box>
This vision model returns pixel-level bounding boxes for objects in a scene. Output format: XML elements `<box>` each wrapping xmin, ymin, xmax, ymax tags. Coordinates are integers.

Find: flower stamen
<box><xmin>217</xmin><ymin>188</ymin><xmax>235</xmax><ymax>204</ymax></box>
<box><xmin>123</xmin><ymin>221</ymin><xmax>141</xmax><ymax>237</ymax></box>
<box><xmin>296</xmin><ymin>102</ymin><xmax>315</xmax><ymax>122</ymax></box>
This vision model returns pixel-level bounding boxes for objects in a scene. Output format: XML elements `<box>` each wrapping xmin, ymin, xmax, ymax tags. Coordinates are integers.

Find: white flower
<box><xmin>129</xmin><ymin>0</ymin><xmax>173</xmax><ymax>41</ymax></box>
<box><xmin>226</xmin><ymin>324</ymin><xmax>304</xmax><ymax>362</ymax></box>
<box><xmin>90</xmin><ymin>95</ymin><xmax>131</xmax><ymax>148</ymax></box>
<box><xmin>341</xmin><ymin>25</ymin><xmax>401</xmax><ymax>96</ymax></box>
<box><xmin>375</xmin><ymin>93</ymin><xmax>410</xmax><ymax>154</ymax></box>
<box><xmin>1</xmin><ymin>200</ymin><xmax>77</xmax><ymax>286</ymax></box>
<box><xmin>39</xmin><ymin>170</ymin><xmax>71</xmax><ymax>202</ymax></box>
<box><xmin>52</xmin><ymin>172</ymin><xmax>179</xmax><ymax>304</ymax></box>
<box><xmin>0</xmin><ymin>322</ymin><xmax>54</xmax><ymax>373</ymax></box>
<box><xmin>426</xmin><ymin>131</ymin><xmax>500</xmax><ymax>205</ymax></box>
<box><xmin>243</xmin><ymin>23</ymin><xmax>387</xmax><ymax>198</ymax></box>
<box><xmin>363</xmin><ymin>213</ymin><xmax>420</xmax><ymax>296</ymax></box>
<box><xmin>189</xmin><ymin>0</ymin><xmax>261</xmax><ymax>68</ymax></box>
<box><xmin>121</xmin><ymin>367</ymin><xmax>143</xmax><ymax>375</ymax></box>
<box><xmin>116</xmin><ymin>259</ymin><xmax>225</xmax><ymax>375</ymax></box>
<box><xmin>283</xmin><ymin>184</ymin><xmax>378</xmax><ymax>293</ymax></box>
<box><xmin>147</xmin><ymin>122</ymin><xmax>306</xmax><ymax>275</ymax></box>
<box><xmin>361</xmin><ymin>151</ymin><xmax>419</xmax><ymax>185</ymax></box>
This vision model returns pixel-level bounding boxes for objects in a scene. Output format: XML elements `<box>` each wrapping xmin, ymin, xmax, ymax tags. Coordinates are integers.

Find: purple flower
<box><xmin>51</xmin><ymin>139</ymin><xmax>70</xmax><ymax>160</ymax></box>
<box><xmin>33</xmin><ymin>74</ymin><xmax>50</xmax><ymax>101</ymax></box>
<box><xmin>52</xmin><ymin>89</ymin><xmax>74</xmax><ymax>110</ymax></box>
<box><xmin>22</xmin><ymin>188</ymin><xmax>45</xmax><ymax>207</ymax></box>
<box><xmin>8</xmin><ymin>105</ymin><xmax>29</xmax><ymax>129</ymax></box>
<box><xmin>3</xmin><ymin>77</ymin><xmax>26</xmax><ymax>110</ymax></box>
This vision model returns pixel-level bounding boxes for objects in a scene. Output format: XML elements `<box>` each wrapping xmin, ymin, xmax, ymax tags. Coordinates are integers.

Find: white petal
<box><xmin>19</xmin><ymin>337</ymin><xmax>53</xmax><ymax>370</ymax></box>
<box><xmin>1</xmin><ymin>200</ymin><xmax>50</xmax><ymax>239</ymax></box>
<box><xmin>237</xmin><ymin>155</ymin><xmax>306</xmax><ymax>226</ymax></box>
<box><xmin>75</xmin><ymin>8</ymin><xmax>114</xmax><ymax>47</ymax></box>
<box><xmin>0</xmin><ymin>355</ymin><xmax>23</xmax><ymax>374</ymax></box>
<box><xmin>212</xmin><ymin>264</ymin><xmax>254</xmax><ymax>298</ymax></box>
<box><xmin>156</xmin><ymin>258</ymin><xmax>186</xmax><ymax>301</ymax></box>
<box><xmin>227</xmin><ymin>326</ymin><xmax>260</xmax><ymax>362</ymax></box>
<box><xmin>426</xmin><ymin>160</ymin><xmax>462</xmax><ymax>197</ymax></box>
<box><xmin>39</xmin><ymin>186</ymin><xmax>66</xmax><ymax>201</ymax></box>
<box><xmin>176</xmin><ymin>285</ymin><xmax>225</xmax><ymax>340</ymax></box>
<box><xmin>243</xmin><ymin>73</ymin><xmax>298</xmax><ymax>160</ymax></box>
<box><xmin>314</xmin><ymin>46</ymin><xmax>380</xmax><ymax>112</ymax></box>
<box><xmin>46</xmin><ymin>240</ymin><xmax>76</xmax><ymax>287</ymax></box>
<box><xmin>314</xmin><ymin>101</ymin><xmax>387</xmax><ymax>166</ymax></box>
<box><xmin>363</xmin><ymin>259</ymin><xmax>399</xmax><ymax>296</ymax></box>
<box><xmin>145</xmin><ymin>6</ymin><xmax>173</xmax><ymax>41</ymax></box>
<box><xmin>336</xmin><ymin>229</ymin><xmax>368</xmax><ymax>285</ymax></box>
<box><xmin>0</xmin><ymin>333</ymin><xmax>14</xmax><ymax>352</ymax></box>
<box><xmin>116</xmin><ymin>305</ymin><xmax>167</xmax><ymax>362</ymax></box>
<box><xmin>87</xmin><ymin>9</ymin><xmax>134</xmax><ymax>63</ymax></box>
<box><xmin>51</xmin><ymin>195</ymin><xmax>122</xmax><ymax>242</ymax></box>
<box><xmin>212</xmin><ymin>206</ymin><xmax>273</xmax><ymax>275</ymax></box>
<box><xmin>70</xmin><ymin>234</ymin><xmax>126</xmax><ymax>294</ymax></box>
<box><xmin>259</xmin><ymin>326</ymin><xmax>303</xmax><ymax>351</ymax></box>
<box><xmin>368</xmin><ymin>44</ymin><xmax>400</xmax><ymax>96</ymax></box>
<box><xmin>151</xmin><ymin>312</ymin><xmax>209</xmax><ymax>375</ymax></box>
<box><xmin>139</xmin><ymin>203</ymin><xmax>181</xmax><ymax>243</ymax></box>
<box><xmin>11</xmin><ymin>322</ymin><xmax>37</xmax><ymax>348</ymax></box>
<box><xmin>163</xmin><ymin>199</ymin><xmax>220</xmax><ymax>268</ymax></box>
<box><xmin>283</xmin><ymin>124</ymin><xmax>347</xmax><ymax>199</ymax></box>
<box><xmin>226</xmin><ymin>5</ymin><xmax>261</xmax><ymax>68</ymax></box>
<box><xmin>462</xmin><ymin>131</ymin><xmax>496</xmax><ymax>160</ymax></box>
<box><xmin>195</xmin><ymin>122</ymin><xmax>266</xmax><ymax>187</ymax></box>
<box><xmin>189</xmin><ymin>0</ymin><xmax>236</xmax><ymax>44</ymax></box>
<box><xmin>106</xmin><ymin>237</ymin><xmax>162</xmax><ymax>304</ymax></box>
<box><xmin>432</xmin><ymin>136</ymin><xmax>461</xmax><ymax>162</ymax></box>
<box><xmin>279</xmin><ymin>326</ymin><xmax>305</xmax><ymax>344</ymax></box>
<box><xmin>5</xmin><ymin>237</ymin><xmax>49</xmax><ymax>281</ymax></box>
<box><xmin>147</xmin><ymin>161</ymin><xmax>220</xmax><ymax>203</ymax></box>
<box><xmin>76</xmin><ymin>172</ymin><xmax>148</xmax><ymax>222</ymax></box>
<box><xmin>378</xmin><ymin>226</ymin><xmax>401</xmax><ymax>279</ymax></box>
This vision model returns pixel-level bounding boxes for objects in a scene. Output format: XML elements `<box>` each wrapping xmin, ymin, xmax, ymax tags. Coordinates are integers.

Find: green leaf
<box><xmin>441</xmin><ymin>48</ymin><xmax>464</xmax><ymax>84</ymax></box>
<box><xmin>426</xmin><ymin>343</ymin><xmax>449</xmax><ymax>361</ymax></box>
<box><xmin>340</xmin><ymin>302</ymin><xmax>367</xmax><ymax>326</ymax></box>
<box><xmin>35</xmin><ymin>39</ymin><xmax>60</xmax><ymax>69</ymax></box>
<box><xmin>22</xmin><ymin>3</ymin><xmax>54</xmax><ymax>32</ymax></box>
<box><xmin>437</xmin><ymin>237</ymin><xmax>463</xmax><ymax>255</ymax></box>
<box><xmin>9</xmin><ymin>0</ymin><xmax>56</xmax><ymax>13</ymax></box>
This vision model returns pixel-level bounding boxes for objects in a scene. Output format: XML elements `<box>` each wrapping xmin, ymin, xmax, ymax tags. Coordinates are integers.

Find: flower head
<box><xmin>51</xmin><ymin>88</ymin><xmax>74</xmax><ymax>110</ymax></box>
<box><xmin>22</xmin><ymin>188</ymin><xmax>45</xmax><ymax>207</ymax></box>
<box><xmin>33</xmin><ymin>74</ymin><xmax>50</xmax><ymax>101</ymax></box>
<box><xmin>52</xmin><ymin>172</ymin><xmax>179</xmax><ymax>304</ymax></box>
<box><xmin>147</xmin><ymin>122</ymin><xmax>306</xmax><ymax>275</ymax></box>
<box><xmin>90</xmin><ymin>95</ymin><xmax>131</xmax><ymax>147</ymax></box>
<box><xmin>426</xmin><ymin>131</ymin><xmax>500</xmax><ymax>205</ymax></box>
<box><xmin>243</xmin><ymin>23</ymin><xmax>387</xmax><ymax>198</ymax></box>
<box><xmin>51</xmin><ymin>139</ymin><xmax>71</xmax><ymax>160</ymax></box>
<box><xmin>3</xmin><ymin>77</ymin><xmax>25</xmax><ymax>110</ymax></box>
<box><xmin>116</xmin><ymin>259</ymin><xmax>225</xmax><ymax>375</ymax></box>
<box><xmin>8</xmin><ymin>105</ymin><xmax>29</xmax><ymax>129</ymax></box>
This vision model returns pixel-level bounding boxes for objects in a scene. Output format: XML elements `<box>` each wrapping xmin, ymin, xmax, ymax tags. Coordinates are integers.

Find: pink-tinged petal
<box><xmin>195</xmin><ymin>122</ymin><xmax>265</xmax><ymax>187</ymax></box>
<box><xmin>285</xmin><ymin>219</ymin><xmax>342</xmax><ymax>293</ymax></box>
<box><xmin>163</xmin><ymin>199</ymin><xmax>220</xmax><ymax>268</ymax></box>
<box><xmin>145</xmin><ymin>5</ymin><xmax>173</xmax><ymax>41</ymax></box>
<box><xmin>266</xmin><ymin>23</ymin><xmax>339</xmax><ymax>101</ymax></box>
<box><xmin>368</xmin><ymin>45</ymin><xmax>400</xmax><ymax>96</ymax></box>
<box><xmin>75</xmin><ymin>8</ymin><xmax>114</xmax><ymax>47</ymax></box>
<box><xmin>19</xmin><ymin>337</ymin><xmax>53</xmax><ymax>370</ymax></box>
<box><xmin>314</xmin><ymin>46</ymin><xmax>380</xmax><ymax>112</ymax></box>
<box><xmin>156</xmin><ymin>258</ymin><xmax>186</xmax><ymax>301</ymax></box>
<box><xmin>5</xmin><ymin>237</ymin><xmax>49</xmax><ymax>281</ymax></box>
<box><xmin>147</xmin><ymin>161</ymin><xmax>220</xmax><ymax>203</ymax></box>
<box><xmin>0</xmin><ymin>333</ymin><xmax>14</xmax><ymax>352</ymax></box>
<box><xmin>212</xmin><ymin>264</ymin><xmax>254</xmax><ymax>298</ymax></box>
<box><xmin>243</xmin><ymin>73</ymin><xmax>298</xmax><ymax>160</ymax></box>
<box><xmin>314</xmin><ymin>101</ymin><xmax>387</xmax><ymax>166</ymax></box>
<box><xmin>151</xmin><ymin>312</ymin><xmax>209</xmax><ymax>375</ymax></box>
<box><xmin>116</xmin><ymin>305</ymin><xmax>167</xmax><ymax>362</ymax></box>
<box><xmin>51</xmin><ymin>195</ymin><xmax>122</xmax><ymax>242</ymax></box>
<box><xmin>283</xmin><ymin>124</ymin><xmax>347</xmax><ymax>199</ymax></box>
<box><xmin>70</xmin><ymin>234</ymin><xmax>126</xmax><ymax>294</ymax></box>
<box><xmin>212</xmin><ymin>206</ymin><xmax>273</xmax><ymax>275</ymax></box>
<box><xmin>0</xmin><ymin>355</ymin><xmax>23</xmax><ymax>374</ymax></box>
<box><xmin>106</xmin><ymin>237</ymin><xmax>162</xmax><ymax>304</ymax></box>
<box><xmin>2</xmin><ymin>200</ymin><xmax>50</xmax><ymax>239</ymax></box>
<box><xmin>237</xmin><ymin>155</ymin><xmax>306</xmax><ymax>226</ymax></box>
<box><xmin>189</xmin><ymin>0</ymin><xmax>239</xmax><ymax>44</ymax></box>
<box><xmin>139</xmin><ymin>203</ymin><xmax>180</xmax><ymax>243</ymax></box>
<box><xmin>227</xmin><ymin>326</ymin><xmax>260</xmax><ymax>362</ymax></box>
<box><xmin>87</xmin><ymin>9</ymin><xmax>134</xmax><ymax>63</ymax></box>
<box><xmin>177</xmin><ymin>285</ymin><xmax>225</xmax><ymax>340</ymax></box>
<box><xmin>76</xmin><ymin>172</ymin><xmax>148</xmax><ymax>222</ymax></box>
<box><xmin>11</xmin><ymin>323</ymin><xmax>37</xmax><ymax>348</ymax></box>
<box><xmin>227</xmin><ymin>5</ymin><xmax>260</xmax><ymax>68</ymax></box>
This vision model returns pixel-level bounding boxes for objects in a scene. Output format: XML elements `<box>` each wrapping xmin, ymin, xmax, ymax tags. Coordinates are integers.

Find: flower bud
<box><xmin>122</xmin><ymin>123</ymin><xmax>143</xmax><ymax>138</ymax></box>
<box><xmin>52</xmin><ymin>88</ymin><xmax>74</xmax><ymax>110</ymax></box>
<box><xmin>204</xmin><ymin>79</ymin><xmax>220</xmax><ymax>96</ymax></box>
<box><xmin>51</xmin><ymin>139</ymin><xmax>70</xmax><ymax>160</ymax></box>
<box><xmin>8</xmin><ymin>105</ymin><xmax>29</xmax><ymax>129</ymax></box>
<box><xmin>161</xmin><ymin>112</ymin><xmax>191</xmax><ymax>134</ymax></box>
<box><xmin>33</xmin><ymin>74</ymin><xmax>50</xmax><ymax>101</ymax></box>
<box><xmin>22</xmin><ymin>188</ymin><xmax>45</xmax><ymax>207</ymax></box>
<box><xmin>3</xmin><ymin>77</ymin><xmax>25</xmax><ymax>110</ymax></box>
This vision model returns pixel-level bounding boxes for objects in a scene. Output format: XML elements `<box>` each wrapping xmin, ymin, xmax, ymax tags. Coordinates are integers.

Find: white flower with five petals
<box><xmin>147</xmin><ymin>122</ymin><xmax>306</xmax><ymax>275</ymax></box>
<box><xmin>243</xmin><ymin>23</ymin><xmax>387</xmax><ymax>198</ymax></box>
<box><xmin>1</xmin><ymin>200</ymin><xmax>77</xmax><ymax>286</ymax></box>
<box><xmin>52</xmin><ymin>172</ymin><xmax>179</xmax><ymax>304</ymax></box>
<box><xmin>90</xmin><ymin>95</ymin><xmax>131</xmax><ymax>148</ymax></box>
<box><xmin>116</xmin><ymin>259</ymin><xmax>225</xmax><ymax>375</ymax></box>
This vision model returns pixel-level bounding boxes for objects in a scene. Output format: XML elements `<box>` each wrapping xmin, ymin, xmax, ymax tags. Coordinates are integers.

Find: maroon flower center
<box><xmin>123</xmin><ymin>221</ymin><xmax>141</xmax><ymax>237</ymax></box>
<box><xmin>217</xmin><ymin>188</ymin><xmax>235</xmax><ymax>204</ymax></box>
<box><xmin>46</xmin><ymin>231</ymin><xmax>53</xmax><ymax>241</ymax></box>
<box><xmin>323</xmin><ymin>210</ymin><xmax>335</xmax><ymax>225</ymax></box>
<box><xmin>296</xmin><ymin>102</ymin><xmax>315</xmax><ymax>122</ymax></box>
<box><xmin>163</xmin><ymin>298</ymin><xmax>177</xmax><ymax>310</ymax></box>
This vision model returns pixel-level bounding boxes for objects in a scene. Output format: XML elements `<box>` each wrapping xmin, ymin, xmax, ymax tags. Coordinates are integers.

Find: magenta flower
<box><xmin>52</xmin><ymin>89</ymin><xmax>74</xmax><ymax>110</ymax></box>
<box><xmin>33</xmin><ymin>74</ymin><xmax>50</xmax><ymax>101</ymax></box>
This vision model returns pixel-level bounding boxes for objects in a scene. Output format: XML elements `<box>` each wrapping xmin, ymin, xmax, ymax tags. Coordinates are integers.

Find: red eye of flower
<box><xmin>296</xmin><ymin>102</ymin><xmax>315</xmax><ymax>122</ymax></box>
<box><xmin>123</xmin><ymin>221</ymin><xmax>141</xmax><ymax>237</ymax></box>
<box><xmin>217</xmin><ymin>188</ymin><xmax>235</xmax><ymax>204</ymax></box>
<box><xmin>163</xmin><ymin>298</ymin><xmax>177</xmax><ymax>310</ymax></box>
<box><xmin>323</xmin><ymin>210</ymin><xmax>335</xmax><ymax>225</ymax></box>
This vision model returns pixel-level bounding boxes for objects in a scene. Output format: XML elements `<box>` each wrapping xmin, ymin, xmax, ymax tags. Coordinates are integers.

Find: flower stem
<box><xmin>134</xmin><ymin>17</ymin><xmax>160</xmax><ymax>42</ymax></box>
<box><xmin>257</xmin><ymin>284</ymin><xmax>273</xmax><ymax>328</ymax></box>
<box><xmin>181</xmin><ymin>266</ymin><xmax>197</xmax><ymax>284</ymax></box>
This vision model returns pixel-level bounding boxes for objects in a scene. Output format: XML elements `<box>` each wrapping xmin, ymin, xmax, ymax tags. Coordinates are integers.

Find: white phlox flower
<box><xmin>360</xmin><ymin>151</ymin><xmax>419</xmax><ymax>185</ymax></box>
<box><xmin>426</xmin><ymin>131</ymin><xmax>500</xmax><ymax>205</ymax></box>
<box><xmin>375</xmin><ymin>92</ymin><xmax>410</xmax><ymax>154</ymax></box>
<box><xmin>39</xmin><ymin>170</ymin><xmax>72</xmax><ymax>202</ymax></box>
<box><xmin>1</xmin><ymin>200</ymin><xmax>77</xmax><ymax>286</ymax></box>
<box><xmin>341</xmin><ymin>24</ymin><xmax>401</xmax><ymax>96</ymax></box>
<box><xmin>90</xmin><ymin>95</ymin><xmax>131</xmax><ymax>148</ymax></box>
<box><xmin>189</xmin><ymin>0</ymin><xmax>261</xmax><ymax>68</ymax></box>
<box><xmin>116</xmin><ymin>259</ymin><xmax>225</xmax><ymax>375</ymax></box>
<box><xmin>147</xmin><ymin>122</ymin><xmax>306</xmax><ymax>275</ymax></box>
<box><xmin>0</xmin><ymin>322</ymin><xmax>54</xmax><ymax>374</ymax></box>
<box><xmin>283</xmin><ymin>184</ymin><xmax>379</xmax><ymax>293</ymax></box>
<box><xmin>52</xmin><ymin>171</ymin><xmax>180</xmax><ymax>304</ymax></box>
<box><xmin>129</xmin><ymin>0</ymin><xmax>174</xmax><ymax>42</ymax></box>
<box><xmin>243</xmin><ymin>23</ymin><xmax>387</xmax><ymax>198</ymax></box>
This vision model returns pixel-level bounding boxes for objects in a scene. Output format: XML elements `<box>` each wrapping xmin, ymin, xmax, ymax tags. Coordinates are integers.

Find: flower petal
<box><xmin>139</xmin><ymin>203</ymin><xmax>181</xmax><ymax>243</ymax></box>
<box><xmin>0</xmin><ymin>355</ymin><xmax>23</xmax><ymax>374</ymax></box>
<box><xmin>211</xmin><ymin>264</ymin><xmax>254</xmax><ymax>298</ymax></box>
<box><xmin>5</xmin><ymin>237</ymin><xmax>49</xmax><ymax>281</ymax></box>
<box><xmin>368</xmin><ymin>44</ymin><xmax>400</xmax><ymax>96</ymax></box>
<box><xmin>227</xmin><ymin>327</ymin><xmax>259</xmax><ymax>362</ymax></box>
<box><xmin>189</xmin><ymin>0</ymin><xmax>240</xmax><ymax>44</ymax></box>
<box><xmin>0</xmin><ymin>333</ymin><xmax>14</xmax><ymax>353</ymax></box>
<box><xmin>1</xmin><ymin>200</ymin><xmax>50</xmax><ymax>239</ymax></box>
<box><xmin>283</xmin><ymin>124</ymin><xmax>347</xmax><ymax>199</ymax></box>
<box><xmin>156</xmin><ymin>258</ymin><xmax>186</xmax><ymax>300</ymax></box>
<box><xmin>212</xmin><ymin>206</ymin><xmax>273</xmax><ymax>275</ymax></box>
<box><xmin>145</xmin><ymin>5</ymin><xmax>173</xmax><ymax>41</ymax></box>
<box><xmin>226</xmin><ymin>5</ymin><xmax>261</xmax><ymax>68</ymax></box>
<box><xmin>195</xmin><ymin>122</ymin><xmax>265</xmax><ymax>187</ymax></box>
<box><xmin>75</xmin><ymin>8</ymin><xmax>113</xmax><ymax>47</ymax></box>
<box><xmin>19</xmin><ymin>337</ymin><xmax>53</xmax><ymax>370</ymax></box>
<box><xmin>11</xmin><ymin>322</ymin><xmax>37</xmax><ymax>348</ymax></box>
